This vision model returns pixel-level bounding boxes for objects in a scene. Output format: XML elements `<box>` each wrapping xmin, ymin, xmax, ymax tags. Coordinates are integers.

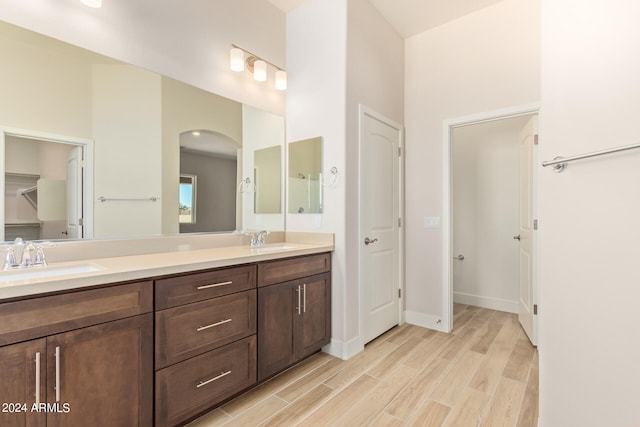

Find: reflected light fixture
<box><xmin>229</xmin><ymin>44</ymin><xmax>287</xmax><ymax>90</ymax></box>
<box><xmin>230</xmin><ymin>48</ymin><xmax>244</xmax><ymax>72</ymax></box>
<box><xmin>80</xmin><ymin>0</ymin><xmax>102</xmax><ymax>8</ymax></box>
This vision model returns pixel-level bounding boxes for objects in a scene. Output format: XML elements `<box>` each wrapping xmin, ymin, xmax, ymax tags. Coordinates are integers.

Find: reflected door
<box><xmin>66</xmin><ymin>146</ymin><xmax>84</xmax><ymax>239</ymax></box>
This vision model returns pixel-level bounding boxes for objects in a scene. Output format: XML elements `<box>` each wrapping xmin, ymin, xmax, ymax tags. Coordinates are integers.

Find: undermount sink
<box><xmin>0</xmin><ymin>263</ymin><xmax>103</xmax><ymax>284</ymax></box>
<box><xmin>252</xmin><ymin>245</ymin><xmax>297</xmax><ymax>252</ymax></box>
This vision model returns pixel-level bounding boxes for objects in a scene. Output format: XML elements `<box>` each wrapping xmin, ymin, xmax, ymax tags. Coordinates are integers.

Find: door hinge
<box><xmin>80</xmin><ymin>159</ymin><xmax>85</xmax><ymax>168</ymax></box>
<box><xmin>533</xmin><ymin>219</ymin><xmax>538</xmax><ymax>230</ymax></box>
<box><xmin>398</xmin><ymin>288</ymin><xmax>402</xmax><ymax>299</ymax></box>
<box><xmin>398</xmin><ymin>218</ymin><xmax>402</xmax><ymax>228</ymax></box>
<box><xmin>533</xmin><ymin>304</ymin><xmax>538</xmax><ymax>315</ymax></box>
<box><xmin>79</xmin><ymin>218</ymin><xmax>84</xmax><ymax>226</ymax></box>
<box><xmin>398</xmin><ymin>147</ymin><xmax>402</xmax><ymax>157</ymax></box>
<box><xmin>534</xmin><ymin>134</ymin><xmax>539</xmax><ymax>145</ymax></box>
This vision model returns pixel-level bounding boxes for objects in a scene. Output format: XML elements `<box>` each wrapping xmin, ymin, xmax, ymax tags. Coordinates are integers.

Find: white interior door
<box><xmin>518</xmin><ymin>116</ymin><xmax>538</xmax><ymax>345</ymax></box>
<box><xmin>66</xmin><ymin>146</ymin><xmax>83</xmax><ymax>239</ymax></box>
<box><xmin>361</xmin><ymin>108</ymin><xmax>402</xmax><ymax>344</ymax></box>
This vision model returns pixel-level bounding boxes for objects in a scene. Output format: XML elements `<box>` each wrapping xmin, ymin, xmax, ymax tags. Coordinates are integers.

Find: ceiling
<box><xmin>267</xmin><ymin>0</ymin><xmax>504</xmax><ymax>38</ymax></box>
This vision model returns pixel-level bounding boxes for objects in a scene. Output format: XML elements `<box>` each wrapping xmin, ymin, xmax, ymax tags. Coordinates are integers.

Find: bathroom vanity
<box><xmin>0</xmin><ymin>239</ymin><xmax>332</xmax><ymax>427</ymax></box>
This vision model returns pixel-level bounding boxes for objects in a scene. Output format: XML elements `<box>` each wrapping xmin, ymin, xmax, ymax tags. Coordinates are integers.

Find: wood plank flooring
<box><xmin>187</xmin><ymin>304</ymin><xmax>538</xmax><ymax>427</ymax></box>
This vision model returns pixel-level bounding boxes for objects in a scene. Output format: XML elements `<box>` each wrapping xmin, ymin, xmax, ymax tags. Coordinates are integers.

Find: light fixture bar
<box><xmin>231</xmin><ymin>44</ymin><xmax>285</xmax><ymax>72</ymax></box>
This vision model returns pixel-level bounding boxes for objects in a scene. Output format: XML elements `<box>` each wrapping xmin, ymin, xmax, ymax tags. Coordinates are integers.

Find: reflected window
<box><xmin>179</xmin><ymin>174</ymin><xmax>197</xmax><ymax>224</ymax></box>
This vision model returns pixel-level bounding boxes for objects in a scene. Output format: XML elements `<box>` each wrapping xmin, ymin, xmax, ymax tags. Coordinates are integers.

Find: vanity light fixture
<box><xmin>229</xmin><ymin>44</ymin><xmax>287</xmax><ymax>90</ymax></box>
<box><xmin>80</xmin><ymin>0</ymin><xmax>102</xmax><ymax>8</ymax></box>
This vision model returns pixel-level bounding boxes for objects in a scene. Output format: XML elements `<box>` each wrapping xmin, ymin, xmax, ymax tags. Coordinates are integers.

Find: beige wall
<box><xmin>161</xmin><ymin>77</ymin><xmax>242</xmax><ymax>235</ymax></box>
<box><xmin>0</xmin><ymin>23</ymin><xmax>92</xmax><ymax>136</ymax></box>
<box><xmin>404</xmin><ymin>0</ymin><xmax>540</xmax><ymax>328</ymax></box>
<box><xmin>0</xmin><ymin>0</ymin><xmax>285</xmax><ymax>116</ymax></box>
<box><xmin>539</xmin><ymin>0</ymin><xmax>640</xmax><ymax>424</ymax></box>
<box><xmin>92</xmin><ymin>64</ymin><xmax>162</xmax><ymax>238</ymax></box>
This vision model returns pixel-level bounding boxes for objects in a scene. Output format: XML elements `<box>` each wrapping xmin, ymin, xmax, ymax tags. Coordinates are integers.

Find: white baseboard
<box><xmin>453</xmin><ymin>292</ymin><xmax>518</xmax><ymax>313</ymax></box>
<box><xmin>323</xmin><ymin>336</ymin><xmax>364</xmax><ymax>360</ymax></box>
<box><xmin>405</xmin><ymin>310</ymin><xmax>449</xmax><ymax>333</ymax></box>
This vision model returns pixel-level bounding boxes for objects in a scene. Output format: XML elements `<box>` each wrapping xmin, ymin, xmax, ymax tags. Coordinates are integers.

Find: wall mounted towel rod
<box><xmin>98</xmin><ymin>196</ymin><xmax>159</xmax><ymax>203</ymax></box>
<box><xmin>542</xmin><ymin>142</ymin><xmax>640</xmax><ymax>173</ymax></box>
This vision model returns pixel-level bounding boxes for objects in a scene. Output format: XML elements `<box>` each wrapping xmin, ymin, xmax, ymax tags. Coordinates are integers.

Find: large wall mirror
<box><xmin>0</xmin><ymin>19</ymin><xmax>285</xmax><ymax>243</ymax></box>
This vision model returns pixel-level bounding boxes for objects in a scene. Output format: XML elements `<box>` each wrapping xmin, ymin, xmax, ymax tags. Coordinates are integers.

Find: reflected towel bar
<box><xmin>98</xmin><ymin>196</ymin><xmax>159</xmax><ymax>202</ymax></box>
<box><xmin>542</xmin><ymin>142</ymin><xmax>640</xmax><ymax>173</ymax></box>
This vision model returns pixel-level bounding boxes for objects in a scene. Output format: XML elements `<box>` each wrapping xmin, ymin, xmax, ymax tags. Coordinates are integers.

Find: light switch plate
<box><xmin>424</xmin><ymin>216</ymin><xmax>440</xmax><ymax>228</ymax></box>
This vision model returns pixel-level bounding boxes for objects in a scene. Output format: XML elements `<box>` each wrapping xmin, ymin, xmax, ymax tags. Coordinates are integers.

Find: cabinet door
<box><xmin>297</xmin><ymin>273</ymin><xmax>331</xmax><ymax>359</ymax></box>
<box><xmin>257</xmin><ymin>282</ymin><xmax>296</xmax><ymax>381</ymax></box>
<box><xmin>46</xmin><ymin>314</ymin><xmax>153</xmax><ymax>427</ymax></box>
<box><xmin>0</xmin><ymin>339</ymin><xmax>46</xmax><ymax>427</ymax></box>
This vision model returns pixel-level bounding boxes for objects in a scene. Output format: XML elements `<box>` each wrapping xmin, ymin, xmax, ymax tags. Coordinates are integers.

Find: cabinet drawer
<box><xmin>257</xmin><ymin>252</ymin><xmax>331</xmax><ymax>287</ymax></box>
<box><xmin>155</xmin><ymin>265</ymin><xmax>256</xmax><ymax>310</ymax></box>
<box><xmin>155</xmin><ymin>335</ymin><xmax>257</xmax><ymax>427</ymax></box>
<box><xmin>0</xmin><ymin>281</ymin><xmax>153</xmax><ymax>347</ymax></box>
<box><xmin>156</xmin><ymin>290</ymin><xmax>256</xmax><ymax>369</ymax></box>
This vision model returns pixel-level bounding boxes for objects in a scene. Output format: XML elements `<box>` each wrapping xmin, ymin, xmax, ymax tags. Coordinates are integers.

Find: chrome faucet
<box><xmin>247</xmin><ymin>230</ymin><xmax>270</xmax><ymax>247</ymax></box>
<box><xmin>256</xmin><ymin>230</ymin><xmax>269</xmax><ymax>246</ymax></box>
<box><xmin>2</xmin><ymin>238</ymin><xmax>49</xmax><ymax>271</ymax></box>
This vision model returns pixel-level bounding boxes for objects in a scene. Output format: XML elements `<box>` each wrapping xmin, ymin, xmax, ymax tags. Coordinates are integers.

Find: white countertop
<box><xmin>0</xmin><ymin>241</ymin><xmax>333</xmax><ymax>301</ymax></box>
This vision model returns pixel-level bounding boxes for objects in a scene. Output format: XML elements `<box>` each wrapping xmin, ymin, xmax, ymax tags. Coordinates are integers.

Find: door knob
<box><xmin>453</xmin><ymin>254</ymin><xmax>464</xmax><ymax>261</ymax></box>
<box><xmin>513</xmin><ymin>235</ymin><xmax>521</xmax><ymax>241</ymax></box>
<box><xmin>364</xmin><ymin>237</ymin><xmax>378</xmax><ymax>245</ymax></box>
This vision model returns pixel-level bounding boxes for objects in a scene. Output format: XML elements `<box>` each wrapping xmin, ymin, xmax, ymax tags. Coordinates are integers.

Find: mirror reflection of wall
<box><xmin>242</xmin><ymin>105</ymin><xmax>285</xmax><ymax>230</ymax></box>
<box><xmin>179</xmin><ymin>131</ymin><xmax>239</xmax><ymax>233</ymax></box>
<box><xmin>254</xmin><ymin>146</ymin><xmax>281</xmax><ymax>214</ymax></box>
<box><xmin>3</xmin><ymin>135</ymin><xmax>85</xmax><ymax>241</ymax></box>
<box><xmin>288</xmin><ymin>137</ymin><xmax>323</xmax><ymax>214</ymax></box>
<box><xmin>0</xmin><ymin>19</ymin><xmax>286</xmax><ymax>243</ymax></box>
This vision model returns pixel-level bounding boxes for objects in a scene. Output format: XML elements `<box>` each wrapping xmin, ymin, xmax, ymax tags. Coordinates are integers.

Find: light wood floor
<box><xmin>187</xmin><ymin>304</ymin><xmax>539</xmax><ymax>427</ymax></box>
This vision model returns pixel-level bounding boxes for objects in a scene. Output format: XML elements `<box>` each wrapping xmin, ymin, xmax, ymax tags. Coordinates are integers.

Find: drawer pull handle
<box><xmin>197</xmin><ymin>370</ymin><xmax>232</xmax><ymax>388</ymax></box>
<box><xmin>196</xmin><ymin>318</ymin><xmax>232</xmax><ymax>332</ymax></box>
<box><xmin>197</xmin><ymin>281</ymin><xmax>233</xmax><ymax>290</ymax></box>
<box><xmin>55</xmin><ymin>346</ymin><xmax>61</xmax><ymax>402</ymax></box>
<box><xmin>34</xmin><ymin>352</ymin><xmax>41</xmax><ymax>405</ymax></box>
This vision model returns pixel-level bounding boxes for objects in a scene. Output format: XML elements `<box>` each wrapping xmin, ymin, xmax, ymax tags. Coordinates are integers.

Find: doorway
<box><xmin>443</xmin><ymin>106</ymin><xmax>539</xmax><ymax>345</ymax></box>
<box><xmin>359</xmin><ymin>106</ymin><xmax>404</xmax><ymax>344</ymax></box>
<box><xmin>1</xmin><ymin>127</ymin><xmax>93</xmax><ymax>241</ymax></box>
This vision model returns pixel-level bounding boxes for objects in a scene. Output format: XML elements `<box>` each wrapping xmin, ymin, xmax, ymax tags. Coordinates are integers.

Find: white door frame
<box><xmin>442</xmin><ymin>103</ymin><xmax>539</xmax><ymax>332</ymax></box>
<box><xmin>358</xmin><ymin>105</ymin><xmax>405</xmax><ymax>344</ymax></box>
<box><xmin>0</xmin><ymin>126</ymin><xmax>94</xmax><ymax>240</ymax></box>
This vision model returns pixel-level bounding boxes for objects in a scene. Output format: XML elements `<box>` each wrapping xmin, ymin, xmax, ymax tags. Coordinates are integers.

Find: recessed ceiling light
<box><xmin>80</xmin><ymin>0</ymin><xmax>102</xmax><ymax>8</ymax></box>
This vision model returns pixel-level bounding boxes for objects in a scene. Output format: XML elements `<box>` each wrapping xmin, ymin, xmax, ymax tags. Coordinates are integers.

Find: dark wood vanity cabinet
<box><xmin>257</xmin><ymin>254</ymin><xmax>331</xmax><ymax>381</ymax></box>
<box><xmin>0</xmin><ymin>251</ymin><xmax>331</xmax><ymax>427</ymax></box>
<box><xmin>154</xmin><ymin>265</ymin><xmax>258</xmax><ymax>427</ymax></box>
<box><xmin>0</xmin><ymin>282</ymin><xmax>154</xmax><ymax>427</ymax></box>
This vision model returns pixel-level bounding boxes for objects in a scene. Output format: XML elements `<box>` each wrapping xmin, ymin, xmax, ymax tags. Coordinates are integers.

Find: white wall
<box><xmin>0</xmin><ymin>0</ymin><xmax>285</xmax><ymax>116</ymax></box>
<box><xmin>346</xmin><ymin>0</ymin><xmax>404</xmax><ymax>346</ymax></box>
<box><xmin>404</xmin><ymin>0</ymin><xmax>540</xmax><ymax>329</ymax></box>
<box><xmin>452</xmin><ymin>119</ymin><xmax>525</xmax><ymax>313</ymax></box>
<box><xmin>539</xmin><ymin>0</ymin><xmax>640</xmax><ymax>425</ymax></box>
<box><xmin>286</xmin><ymin>0</ymin><xmax>403</xmax><ymax>357</ymax></box>
<box><xmin>286</xmin><ymin>0</ymin><xmax>349</xmax><ymax>356</ymax></box>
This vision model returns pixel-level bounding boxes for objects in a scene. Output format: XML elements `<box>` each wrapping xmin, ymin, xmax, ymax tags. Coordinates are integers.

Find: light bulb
<box><xmin>80</xmin><ymin>0</ymin><xmax>102</xmax><ymax>8</ymax></box>
<box><xmin>230</xmin><ymin>48</ymin><xmax>244</xmax><ymax>72</ymax></box>
<box><xmin>275</xmin><ymin>70</ymin><xmax>287</xmax><ymax>90</ymax></box>
<box><xmin>253</xmin><ymin>60</ymin><xmax>267</xmax><ymax>82</ymax></box>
